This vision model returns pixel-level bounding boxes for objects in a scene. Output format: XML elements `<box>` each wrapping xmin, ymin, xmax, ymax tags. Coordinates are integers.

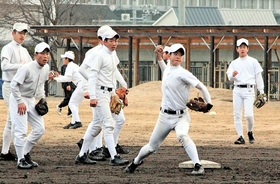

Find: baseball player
<box><xmin>226</xmin><ymin>38</ymin><xmax>265</xmax><ymax>145</ymax></box>
<box><xmin>53</xmin><ymin>51</ymin><xmax>86</xmax><ymax>129</ymax></box>
<box><xmin>75</xmin><ymin>29</ymin><xmax>128</xmax><ymax>166</ymax></box>
<box><xmin>0</xmin><ymin>22</ymin><xmax>33</xmax><ymax>161</ymax></box>
<box><xmin>124</xmin><ymin>43</ymin><xmax>212</xmax><ymax>175</ymax></box>
<box><xmin>56</xmin><ymin>64</ymin><xmax>76</xmax><ymax>117</ymax></box>
<box><xmin>9</xmin><ymin>42</ymin><xmax>50</xmax><ymax>169</ymax></box>
<box><xmin>77</xmin><ymin>26</ymin><xmax>129</xmax><ymax>161</ymax></box>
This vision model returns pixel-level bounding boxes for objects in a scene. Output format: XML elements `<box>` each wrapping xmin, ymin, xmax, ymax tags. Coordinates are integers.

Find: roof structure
<box><xmin>220</xmin><ymin>9</ymin><xmax>278</xmax><ymax>25</ymax></box>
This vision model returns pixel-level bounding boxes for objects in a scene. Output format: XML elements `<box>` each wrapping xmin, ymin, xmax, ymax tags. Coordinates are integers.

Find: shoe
<box><xmin>56</xmin><ymin>105</ymin><xmax>62</xmax><ymax>115</ymax></box>
<box><xmin>0</xmin><ymin>150</ymin><xmax>17</xmax><ymax>161</ymax></box>
<box><xmin>77</xmin><ymin>139</ymin><xmax>84</xmax><ymax>150</ymax></box>
<box><xmin>116</xmin><ymin>144</ymin><xmax>129</xmax><ymax>154</ymax></box>
<box><xmin>75</xmin><ymin>153</ymin><xmax>96</xmax><ymax>164</ymax></box>
<box><xmin>67</xmin><ymin>114</ymin><xmax>72</xmax><ymax>118</ymax></box>
<box><xmin>191</xmin><ymin>163</ymin><xmax>205</xmax><ymax>175</ymax></box>
<box><xmin>101</xmin><ymin>147</ymin><xmax>111</xmax><ymax>158</ymax></box>
<box><xmin>248</xmin><ymin>131</ymin><xmax>255</xmax><ymax>144</ymax></box>
<box><xmin>124</xmin><ymin>159</ymin><xmax>143</xmax><ymax>173</ymax></box>
<box><xmin>109</xmin><ymin>155</ymin><xmax>129</xmax><ymax>166</ymax></box>
<box><xmin>17</xmin><ymin>158</ymin><xmax>33</xmax><ymax>169</ymax></box>
<box><xmin>24</xmin><ymin>153</ymin><xmax>39</xmax><ymax>167</ymax></box>
<box><xmin>234</xmin><ymin>136</ymin><xmax>245</xmax><ymax>144</ymax></box>
<box><xmin>63</xmin><ymin>122</ymin><xmax>73</xmax><ymax>129</ymax></box>
<box><xmin>69</xmin><ymin>121</ymin><xmax>83</xmax><ymax>129</ymax></box>
<box><xmin>88</xmin><ymin>148</ymin><xmax>106</xmax><ymax>161</ymax></box>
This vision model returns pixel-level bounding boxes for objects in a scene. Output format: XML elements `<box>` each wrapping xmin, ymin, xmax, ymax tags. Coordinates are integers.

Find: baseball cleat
<box><xmin>17</xmin><ymin>158</ymin><xmax>33</xmax><ymax>169</ymax></box>
<box><xmin>69</xmin><ymin>121</ymin><xmax>82</xmax><ymax>129</ymax></box>
<box><xmin>75</xmin><ymin>153</ymin><xmax>96</xmax><ymax>164</ymax></box>
<box><xmin>109</xmin><ymin>155</ymin><xmax>129</xmax><ymax>166</ymax></box>
<box><xmin>88</xmin><ymin>148</ymin><xmax>106</xmax><ymax>161</ymax></box>
<box><xmin>56</xmin><ymin>105</ymin><xmax>62</xmax><ymax>115</ymax></box>
<box><xmin>116</xmin><ymin>144</ymin><xmax>129</xmax><ymax>154</ymax></box>
<box><xmin>191</xmin><ymin>163</ymin><xmax>205</xmax><ymax>175</ymax></box>
<box><xmin>24</xmin><ymin>153</ymin><xmax>39</xmax><ymax>167</ymax></box>
<box><xmin>77</xmin><ymin>139</ymin><xmax>84</xmax><ymax>150</ymax></box>
<box><xmin>234</xmin><ymin>136</ymin><xmax>245</xmax><ymax>144</ymax></box>
<box><xmin>63</xmin><ymin>123</ymin><xmax>73</xmax><ymax>129</ymax></box>
<box><xmin>101</xmin><ymin>147</ymin><xmax>111</xmax><ymax>158</ymax></box>
<box><xmin>248</xmin><ymin>131</ymin><xmax>255</xmax><ymax>144</ymax></box>
<box><xmin>0</xmin><ymin>150</ymin><xmax>17</xmax><ymax>161</ymax></box>
<box><xmin>124</xmin><ymin>159</ymin><xmax>143</xmax><ymax>173</ymax></box>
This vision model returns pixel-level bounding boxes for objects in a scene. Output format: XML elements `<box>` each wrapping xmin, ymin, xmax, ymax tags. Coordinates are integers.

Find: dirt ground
<box><xmin>0</xmin><ymin>81</ymin><xmax>280</xmax><ymax>184</ymax></box>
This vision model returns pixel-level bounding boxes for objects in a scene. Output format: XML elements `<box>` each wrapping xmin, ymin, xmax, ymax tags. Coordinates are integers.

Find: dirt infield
<box><xmin>0</xmin><ymin>81</ymin><xmax>280</xmax><ymax>183</ymax></box>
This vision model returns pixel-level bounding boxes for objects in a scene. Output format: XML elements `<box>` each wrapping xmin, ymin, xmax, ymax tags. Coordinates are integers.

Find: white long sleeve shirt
<box><xmin>1</xmin><ymin>40</ymin><xmax>33</xmax><ymax>82</ymax></box>
<box><xmin>10</xmin><ymin>60</ymin><xmax>49</xmax><ymax>104</ymax></box>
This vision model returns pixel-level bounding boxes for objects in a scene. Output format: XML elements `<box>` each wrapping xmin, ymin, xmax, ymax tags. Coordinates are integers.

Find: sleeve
<box><xmin>1</xmin><ymin>57</ymin><xmax>23</xmax><ymax>72</ymax></box>
<box><xmin>226</xmin><ymin>63</ymin><xmax>235</xmax><ymax>81</ymax></box>
<box><xmin>54</xmin><ymin>75</ymin><xmax>72</xmax><ymax>83</ymax></box>
<box><xmin>10</xmin><ymin>67</ymin><xmax>28</xmax><ymax>104</ymax></box>
<box><xmin>195</xmin><ymin>82</ymin><xmax>212</xmax><ymax>104</ymax></box>
<box><xmin>89</xmin><ymin>70</ymin><xmax>98</xmax><ymax>99</ymax></box>
<box><xmin>115</xmin><ymin>69</ymin><xmax>127</xmax><ymax>88</ymax></box>
<box><xmin>79</xmin><ymin>63</ymin><xmax>90</xmax><ymax>80</ymax></box>
<box><xmin>158</xmin><ymin>59</ymin><xmax>167</xmax><ymax>72</ymax></box>
<box><xmin>255</xmin><ymin>72</ymin><xmax>264</xmax><ymax>94</ymax></box>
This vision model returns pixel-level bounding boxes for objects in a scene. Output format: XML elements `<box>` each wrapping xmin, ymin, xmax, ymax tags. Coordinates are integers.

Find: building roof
<box><xmin>220</xmin><ymin>9</ymin><xmax>278</xmax><ymax>25</ymax></box>
<box><xmin>181</xmin><ymin>6</ymin><xmax>225</xmax><ymax>25</ymax></box>
<box><xmin>154</xmin><ymin>6</ymin><xmax>225</xmax><ymax>26</ymax></box>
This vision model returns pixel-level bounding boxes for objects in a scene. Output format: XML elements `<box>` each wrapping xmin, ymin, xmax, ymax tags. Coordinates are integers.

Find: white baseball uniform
<box><xmin>54</xmin><ymin>61</ymin><xmax>86</xmax><ymax>125</ymax></box>
<box><xmin>79</xmin><ymin>45</ymin><xmax>123</xmax><ymax>159</ymax></box>
<box><xmin>226</xmin><ymin>55</ymin><xmax>264</xmax><ymax>137</ymax></box>
<box><xmin>9</xmin><ymin>60</ymin><xmax>49</xmax><ymax>162</ymax></box>
<box><xmin>0</xmin><ymin>40</ymin><xmax>32</xmax><ymax>154</ymax></box>
<box><xmin>132</xmin><ymin>59</ymin><xmax>211</xmax><ymax>167</ymax></box>
<box><xmin>79</xmin><ymin>44</ymin><xmax>127</xmax><ymax>153</ymax></box>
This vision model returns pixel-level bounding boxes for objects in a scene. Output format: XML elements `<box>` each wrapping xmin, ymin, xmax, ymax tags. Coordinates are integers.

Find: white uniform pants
<box><xmin>134</xmin><ymin>111</ymin><xmax>200</xmax><ymax>165</ymax></box>
<box><xmin>1</xmin><ymin>82</ymin><xmax>13</xmax><ymax>154</ymax></box>
<box><xmin>69</xmin><ymin>84</ymin><xmax>84</xmax><ymax>124</ymax></box>
<box><xmin>9</xmin><ymin>95</ymin><xmax>45</xmax><ymax>160</ymax></box>
<box><xmin>79</xmin><ymin>88</ymin><xmax>117</xmax><ymax>159</ymax></box>
<box><xmin>232</xmin><ymin>87</ymin><xmax>255</xmax><ymax>137</ymax></box>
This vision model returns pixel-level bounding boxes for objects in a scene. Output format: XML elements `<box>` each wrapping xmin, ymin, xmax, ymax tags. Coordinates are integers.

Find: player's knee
<box><xmin>103</xmin><ymin>126</ymin><xmax>114</xmax><ymax>134</ymax></box>
<box><xmin>178</xmin><ymin>134</ymin><xmax>192</xmax><ymax>147</ymax></box>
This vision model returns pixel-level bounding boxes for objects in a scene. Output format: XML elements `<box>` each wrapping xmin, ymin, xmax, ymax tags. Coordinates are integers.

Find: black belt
<box><xmin>236</xmin><ymin>85</ymin><xmax>254</xmax><ymax>88</ymax></box>
<box><xmin>160</xmin><ymin>107</ymin><xmax>184</xmax><ymax>115</ymax></box>
<box><xmin>100</xmin><ymin>86</ymin><xmax>113</xmax><ymax>92</ymax></box>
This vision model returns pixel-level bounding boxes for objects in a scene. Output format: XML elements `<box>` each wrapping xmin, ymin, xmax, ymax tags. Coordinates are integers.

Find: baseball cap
<box><xmin>61</xmin><ymin>51</ymin><xmax>75</xmax><ymax>60</ymax></box>
<box><xmin>35</xmin><ymin>42</ymin><xmax>50</xmax><ymax>53</ymax></box>
<box><xmin>102</xmin><ymin>29</ymin><xmax>120</xmax><ymax>41</ymax></box>
<box><xmin>163</xmin><ymin>46</ymin><xmax>171</xmax><ymax>53</ymax></box>
<box><xmin>236</xmin><ymin>38</ymin><xmax>249</xmax><ymax>46</ymax></box>
<box><xmin>97</xmin><ymin>25</ymin><xmax>112</xmax><ymax>37</ymax></box>
<box><xmin>169</xmin><ymin>43</ymin><xmax>185</xmax><ymax>55</ymax></box>
<box><xmin>13</xmin><ymin>22</ymin><xmax>29</xmax><ymax>32</ymax></box>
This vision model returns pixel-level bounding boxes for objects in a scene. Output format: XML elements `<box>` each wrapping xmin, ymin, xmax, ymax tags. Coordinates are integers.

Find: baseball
<box><xmin>209</xmin><ymin>111</ymin><xmax>217</xmax><ymax>115</ymax></box>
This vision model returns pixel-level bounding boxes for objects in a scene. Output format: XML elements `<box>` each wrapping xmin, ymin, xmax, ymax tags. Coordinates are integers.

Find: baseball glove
<box><xmin>35</xmin><ymin>98</ymin><xmax>49</xmax><ymax>116</ymax></box>
<box><xmin>116</xmin><ymin>87</ymin><xmax>129</xmax><ymax>106</ymax></box>
<box><xmin>110</xmin><ymin>95</ymin><xmax>123</xmax><ymax>115</ymax></box>
<box><xmin>186</xmin><ymin>97</ymin><xmax>213</xmax><ymax>113</ymax></box>
<box><xmin>254</xmin><ymin>93</ymin><xmax>267</xmax><ymax>108</ymax></box>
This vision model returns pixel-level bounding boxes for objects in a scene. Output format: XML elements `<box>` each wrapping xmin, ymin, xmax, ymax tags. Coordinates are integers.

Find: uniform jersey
<box><xmin>55</xmin><ymin>62</ymin><xmax>83</xmax><ymax>86</ymax></box>
<box><xmin>227</xmin><ymin>55</ymin><xmax>263</xmax><ymax>85</ymax></box>
<box><xmin>161</xmin><ymin>64</ymin><xmax>200</xmax><ymax>111</ymax></box>
<box><xmin>1</xmin><ymin>40</ymin><xmax>32</xmax><ymax>82</ymax></box>
<box><xmin>10</xmin><ymin>60</ymin><xmax>49</xmax><ymax>104</ymax></box>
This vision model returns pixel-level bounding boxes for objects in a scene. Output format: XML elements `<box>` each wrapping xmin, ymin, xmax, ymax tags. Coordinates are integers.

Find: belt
<box><xmin>100</xmin><ymin>86</ymin><xmax>113</xmax><ymax>92</ymax></box>
<box><xmin>236</xmin><ymin>85</ymin><xmax>254</xmax><ymax>88</ymax></box>
<box><xmin>160</xmin><ymin>107</ymin><xmax>184</xmax><ymax>115</ymax></box>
